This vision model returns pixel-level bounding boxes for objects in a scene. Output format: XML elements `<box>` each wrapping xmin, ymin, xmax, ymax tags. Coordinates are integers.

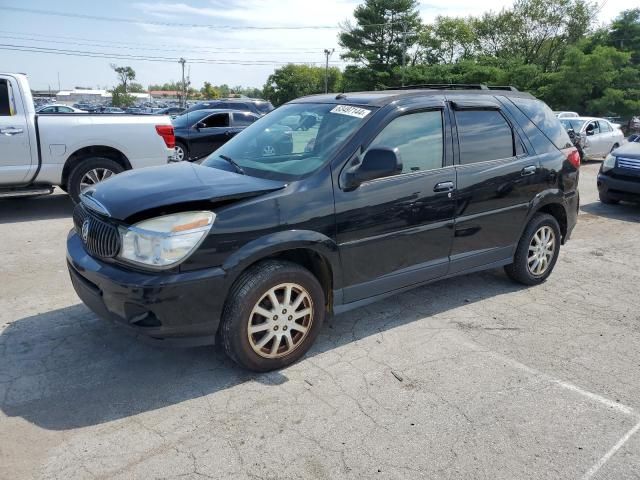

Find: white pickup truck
<box><xmin>0</xmin><ymin>73</ymin><xmax>176</xmax><ymax>202</ymax></box>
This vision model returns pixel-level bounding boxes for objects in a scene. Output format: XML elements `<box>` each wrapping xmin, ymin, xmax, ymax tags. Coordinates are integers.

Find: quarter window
<box><xmin>455</xmin><ymin>110</ymin><xmax>515</xmax><ymax>164</ymax></box>
<box><xmin>366</xmin><ymin>110</ymin><xmax>444</xmax><ymax>175</ymax></box>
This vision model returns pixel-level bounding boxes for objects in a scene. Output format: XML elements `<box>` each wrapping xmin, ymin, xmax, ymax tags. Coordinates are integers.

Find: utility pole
<box><xmin>401</xmin><ymin>23</ymin><xmax>407</xmax><ymax>87</ymax></box>
<box><xmin>57</xmin><ymin>72</ymin><xmax>61</xmax><ymax>92</ymax></box>
<box><xmin>179</xmin><ymin>58</ymin><xmax>186</xmax><ymax>107</ymax></box>
<box><xmin>323</xmin><ymin>48</ymin><xmax>334</xmax><ymax>94</ymax></box>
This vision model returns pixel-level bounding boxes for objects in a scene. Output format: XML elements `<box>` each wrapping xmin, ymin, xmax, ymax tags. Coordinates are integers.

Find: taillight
<box><xmin>155</xmin><ymin>125</ymin><xmax>175</xmax><ymax>149</ymax></box>
<box><xmin>563</xmin><ymin>147</ymin><xmax>580</xmax><ymax>169</ymax></box>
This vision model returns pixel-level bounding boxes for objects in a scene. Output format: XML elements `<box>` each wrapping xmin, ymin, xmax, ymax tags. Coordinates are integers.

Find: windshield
<box><xmin>202</xmin><ymin>103</ymin><xmax>374</xmax><ymax>181</ymax></box>
<box><xmin>560</xmin><ymin>119</ymin><xmax>586</xmax><ymax>131</ymax></box>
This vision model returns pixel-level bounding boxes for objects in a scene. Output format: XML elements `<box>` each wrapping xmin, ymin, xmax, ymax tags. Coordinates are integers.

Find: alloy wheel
<box><xmin>80</xmin><ymin>168</ymin><xmax>115</xmax><ymax>192</ymax></box>
<box><xmin>175</xmin><ymin>145</ymin><xmax>185</xmax><ymax>161</ymax></box>
<box><xmin>247</xmin><ymin>283</ymin><xmax>314</xmax><ymax>359</ymax></box>
<box><xmin>527</xmin><ymin>225</ymin><xmax>556</xmax><ymax>276</ymax></box>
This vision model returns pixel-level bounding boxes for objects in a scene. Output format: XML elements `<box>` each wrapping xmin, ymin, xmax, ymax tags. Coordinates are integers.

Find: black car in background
<box><xmin>172</xmin><ymin>109</ymin><xmax>293</xmax><ymax>161</ymax></box>
<box><xmin>598</xmin><ymin>142</ymin><xmax>640</xmax><ymax>204</ymax></box>
<box><xmin>68</xmin><ymin>85</ymin><xmax>580</xmax><ymax>372</ymax></box>
<box><xmin>156</xmin><ymin>106</ymin><xmax>185</xmax><ymax>116</ymax></box>
<box><xmin>182</xmin><ymin>98</ymin><xmax>274</xmax><ymax>117</ymax></box>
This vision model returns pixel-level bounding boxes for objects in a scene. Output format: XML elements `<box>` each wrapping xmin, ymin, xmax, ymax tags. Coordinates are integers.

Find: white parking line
<box><xmin>459</xmin><ymin>340</ymin><xmax>636</xmax><ymax>417</ymax></box>
<box><xmin>459</xmin><ymin>339</ymin><xmax>640</xmax><ymax>479</ymax></box>
<box><xmin>580</xmin><ymin>420</ymin><xmax>640</xmax><ymax>480</ymax></box>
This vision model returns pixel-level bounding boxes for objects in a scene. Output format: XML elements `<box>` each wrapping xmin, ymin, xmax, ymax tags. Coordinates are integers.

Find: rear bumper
<box><xmin>597</xmin><ymin>173</ymin><xmax>640</xmax><ymax>200</ymax></box>
<box><xmin>66</xmin><ymin>231</ymin><xmax>227</xmax><ymax>346</ymax></box>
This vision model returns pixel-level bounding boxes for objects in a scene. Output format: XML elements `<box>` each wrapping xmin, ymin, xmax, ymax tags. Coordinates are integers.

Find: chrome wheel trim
<box><xmin>80</xmin><ymin>168</ymin><xmax>115</xmax><ymax>192</ymax></box>
<box><xmin>175</xmin><ymin>145</ymin><xmax>185</xmax><ymax>161</ymax></box>
<box><xmin>247</xmin><ymin>282</ymin><xmax>314</xmax><ymax>359</ymax></box>
<box><xmin>527</xmin><ymin>225</ymin><xmax>556</xmax><ymax>276</ymax></box>
<box><xmin>262</xmin><ymin>145</ymin><xmax>276</xmax><ymax>156</ymax></box>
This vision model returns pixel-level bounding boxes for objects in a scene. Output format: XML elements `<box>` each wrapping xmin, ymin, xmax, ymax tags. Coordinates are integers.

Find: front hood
<box><xmin>613</xmin><ymin>142</ymin><xmax>640</xmax><ymax>159</ymax></box>
<box><xmin>82</xmin><ymin>162</ymin><xmax>286</xmax><ymax>221</ymax></box>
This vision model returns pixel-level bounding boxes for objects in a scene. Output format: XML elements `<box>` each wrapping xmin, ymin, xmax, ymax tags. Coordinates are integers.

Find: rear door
<box><xmin>0</xmin><ymin>76</ymin><xmax>33</xmax><ymax>185</ymax></box>
<box><xmin>448</xmin><ymin>97</ymin><xmax>543</xmax><ymax>273</ymax></box>
<box><xmin>189</xmin><ymin>112</ymin><xmax>231</xmax><ymax>159</ymax></box>
<box><xmin>334</xmin><ymin>99</ymin><xmax>457</xmax><ymax>302</ymax></box>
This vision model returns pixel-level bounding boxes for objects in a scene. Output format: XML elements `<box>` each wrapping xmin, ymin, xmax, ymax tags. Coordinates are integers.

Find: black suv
<box><xmin>598</xmin><ymin>142</ymin><xmax>640</xmax><ymax>204</ymax></box>
<box><xmin>183</xmin><ymin>98</ymin><xmax>274</xmax><ymax>117</ymax></box>
<box><xmin>67</xmin><ymin>85</ymin><xmax>580</xmax><ymax>371</ymax></box>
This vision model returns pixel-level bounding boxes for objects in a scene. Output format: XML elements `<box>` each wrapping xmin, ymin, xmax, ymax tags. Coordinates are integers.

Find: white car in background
<box><xmin>559</xmin><ymin>116</ymin><xmax>625</xmax><ymax>160</ymax></box>
<box><xmin>36</xmin><ymin>104</ymin><xmax>87</xmax><ymax>114</ymax></box>
<box><xmin>554</xmin><ymin>111</ymin><xmax>579</xmax><ymax>119</ymax></box>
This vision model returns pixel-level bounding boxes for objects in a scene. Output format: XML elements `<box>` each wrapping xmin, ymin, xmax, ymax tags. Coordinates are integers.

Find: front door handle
<box><xmin>521</xmin><ymin>165</ymin><xmax>537</xmax><ymax>176</ymax></box>
<box><xmin>434</xmin><ymin>181</ymin><xmax>455</xmax><ymax>193</ymax></box>
<box><xmin>0</xmin><ymin>127</ymin><xmax>24</xmax><ymax>136</ymax></box>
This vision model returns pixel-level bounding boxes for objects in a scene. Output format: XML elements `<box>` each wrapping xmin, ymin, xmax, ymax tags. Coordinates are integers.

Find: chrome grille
<box><xmin>73</xmin><ymin>203</ymin><xmax>121</xmax><ymax>258</ymax></box>
<box><xmin>618</xmin><ymin>157</ymin><xmax>640</xmax><ymax>171</ymax></box>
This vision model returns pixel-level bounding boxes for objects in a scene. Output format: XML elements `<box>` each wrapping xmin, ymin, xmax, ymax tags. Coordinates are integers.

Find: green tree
<box><xmin>110</xmin><ymin>85</ymin><xmax>135</xmax><ymax>107</ymax></box>
<box><xmin>127</xmin><ymin>82</ymin><xmax>146</xmax><ymax>93</ymax></box>
<box><xmin>608</xmin><ymin>8</ymin><xmax>640</xmax><ymax>64</ymax></box>
<box><xmin>110</xmin><ymin>64</ymin><xmax>136</xmax><ymax>93</ymax></box>
<box><xmin>201</xmin><ymin>82</ymin><xmax>220</xmax><ymax>99</ymax></box>
<box><xmin>263</xmin><ymin>64</ymin><xmax>342</xmax><ymax>106</ymax></box>
<box><xmin>339</xmin><ymin>0</ymin><xmax>422</xmax><ymax>89</ymax></box>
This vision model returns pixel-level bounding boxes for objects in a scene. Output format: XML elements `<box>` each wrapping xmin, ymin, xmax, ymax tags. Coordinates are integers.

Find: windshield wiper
<box><xmin>218</xmin><ymin>154</ymin><xmax>245</xmax><ymax>175</ymax></box>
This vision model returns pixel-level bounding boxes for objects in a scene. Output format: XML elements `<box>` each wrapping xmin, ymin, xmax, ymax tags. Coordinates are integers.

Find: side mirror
<box><xmin>195</xmin><ymin>121</ymin><xmax>206</xmax><ymax>130</ymax></box>
<box><xmin>343</xmin><ymin>147</ymin><xmax>402</xmax><ymax>190</ymax></box>
<box><xmin>585</xmin><ymin>126</ymin><xmax>595</xmax><ymax>136</ymax></box>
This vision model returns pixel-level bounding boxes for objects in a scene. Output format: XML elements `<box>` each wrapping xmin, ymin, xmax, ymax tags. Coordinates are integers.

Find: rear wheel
<box><xmin>505</xmin><ymin>213</ymin><xmax>561</xmax><ymax>286</ymax></box>
<box><xmin>175</xmin><ymin>141</ymin><xmax>188</xmax><ymax>162</ymax></box>
<box><xmin>67</xmin><ymin>157</ymin><xmax>124</xmax><ymax>203</ymax></box>
<box><xmin>221</xmin><ymin>260</ymin><xmax>325</xmax><ymax>372</ymax></box>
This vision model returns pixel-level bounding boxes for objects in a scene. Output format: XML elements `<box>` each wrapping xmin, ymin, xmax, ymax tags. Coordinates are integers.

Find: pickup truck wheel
<box><xmin>221</xmin><ymin>260</ymin><xmax>325</xmax><ymax>372</ymax></box>
<box><xmin>175</xmin><ymin>142</ymin><xmax>188</xmax><ymax>162</ymax></box>
<box><xmin>504</xmin><ymin>213</ymin><xmax>561</xmax><ymax>286</ymax></box>
<box><xmin>67</xmin><ymin>157</ymin><xmax>124</xmax><ymax>203</ymax></box>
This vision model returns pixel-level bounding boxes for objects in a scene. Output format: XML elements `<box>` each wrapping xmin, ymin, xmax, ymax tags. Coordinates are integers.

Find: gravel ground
<box><xmin>1</xmin><ymin>161</ymin><xmax>639</xmax><ymax>480</ymax></box>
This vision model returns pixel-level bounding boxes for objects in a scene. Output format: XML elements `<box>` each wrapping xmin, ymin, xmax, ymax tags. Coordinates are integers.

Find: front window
<box><xmin>202</xmin><ymin>103</ymin><xmax>375</xmax><ymax>181</ymax></box>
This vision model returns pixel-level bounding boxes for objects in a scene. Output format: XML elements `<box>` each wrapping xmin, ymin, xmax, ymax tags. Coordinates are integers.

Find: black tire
<box><xmin>599</xmin><ymin>190</ymin><xmax>620</xmax><ymax>205</ymax></box>
<box><xmin>67</xmin><ymin>157</ymin><xmax>124</xmax><ymax>203</ymax></box>
<box><xmin>504</xmin><ymin>213</ymin><xmax>561</xmax><ymax>286</ymax></box>
<box><xmin>221</xmin><ymin>260</ymin><xmax>325</xmax><ymax>372</ymax></box>
<box><xmin>175</xmin><ymin>141</ymin><xmax>188</xmax><ymax>162</ymax></box>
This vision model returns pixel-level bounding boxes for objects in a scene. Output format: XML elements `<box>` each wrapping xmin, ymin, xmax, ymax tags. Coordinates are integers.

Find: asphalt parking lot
<box><xmin>1</xmin><ymin>162</ymin><xmax>639</xmax><ymax>480</ymax></box>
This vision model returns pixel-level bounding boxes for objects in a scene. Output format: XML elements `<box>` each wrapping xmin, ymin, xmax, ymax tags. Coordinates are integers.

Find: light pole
<box><xmin>323</xmin><ymin>48</ymin><xmax>334</xmax><ymax>94</ymax></box>
<box><xmin>179</xmin><ymin>58</ymin><xmax>186</xmax><ymax>107</ymax></box>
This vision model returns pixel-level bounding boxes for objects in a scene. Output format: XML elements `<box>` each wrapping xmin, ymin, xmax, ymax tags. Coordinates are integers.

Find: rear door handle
<box><xmin>521</xmin><ymin>165</ymin><xmax>537</xmax><ymax>176</ymax></box>
<box><xmin>0</xmin><ymin>127</ymin><xmax>24</xmax><ymax>136</ymax></box>
<box><xmin>434</xmin><ymin>181</ymin><xmax>455</xmax><ymax>193</ymax></box>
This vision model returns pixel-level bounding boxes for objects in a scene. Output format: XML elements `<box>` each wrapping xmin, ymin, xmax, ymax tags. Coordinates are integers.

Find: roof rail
<box><xmin>384</xmin><ymin>84</ymin><xmax>519</xmax><ymax>92</ymax></box>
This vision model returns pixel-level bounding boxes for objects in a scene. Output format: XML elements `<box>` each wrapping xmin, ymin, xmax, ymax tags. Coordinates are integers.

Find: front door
<box><xmin>0</xmin><ymin>76</ymin><xmax>33</xmax><ymax>185</ymax></box>
<box><xmin>334</xmin><ymin>104</ymin><xmax>456</xmax><ymax>303</ymax></box>
<box><xmin>449</xmin><ymin>102</ymin><xmax>544</xmax><ymax>273</ymax></box>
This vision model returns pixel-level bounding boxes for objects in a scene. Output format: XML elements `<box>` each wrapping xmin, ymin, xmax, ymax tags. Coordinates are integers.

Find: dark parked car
<box><xmin>156</xmin><ymin>106</ymin><xmax>185</xmax><ymax>116</ymax></box>
<box><xmin>598</xmin><ymin>142</ymin><xmax>640</xmax><ymax>204</ymax></box>
<box><xmin>67</xmin><ymin>85</ymin><xmax>580</xmax><ymax>372</ymax></box>
<box><xmin>182</xmin><ymin>98</ymin><xmax>274</xmax><ymax>117</ymax></box>
<box><xmin>172</xmin><ymin>109</ymin><xmax>292</xmax><ymax>161</ymax></box>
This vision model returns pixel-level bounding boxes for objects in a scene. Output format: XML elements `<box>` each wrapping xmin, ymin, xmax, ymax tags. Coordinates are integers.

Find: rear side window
<box><xmin>0</xmin><ymin>79</ymin><xmax>16</xmax><ymax>116</ymax></box>
<box><xmin>367</xmin><ymin>110</ymin><xmax>443</xmax><ymax>174</ymax></box>
<box><xmin>510</xmin><ymin>97</ymin><xmax>572</xmax><ymax>149</ymax></box>
<box><xmin>232</xmin><ymin>112</ymin><xmax>257</xmax><ymax>126</ymax></box>
<box><xmin>202</xmin><ymin>113</ymin><xmax>229</xmax><ymax>128</ymax></box>
<box><xmin>455</xmin><ymin>110</ymin><xmax>514</xmax><ymax>164</ymax></box>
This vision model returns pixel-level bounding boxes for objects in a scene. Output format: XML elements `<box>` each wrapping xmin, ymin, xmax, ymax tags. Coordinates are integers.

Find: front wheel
<box><xmin>67</xmin><ymin>157</ymin><xmax>124</xmax><ymax>203</ymax></box>
<box><xmin>504</xmin><ymin>213</ymin><xmax>561</xmax><ymax>286</ymax></box>
<box><xmin>175</xmin><ymin>141</ymin><xmax>188</xmax><ymax>162</ymax></box>
<box><xmin>221</xmin><ymin>260</ymin><xmax>325</xmax><ymax>372</ymax></box>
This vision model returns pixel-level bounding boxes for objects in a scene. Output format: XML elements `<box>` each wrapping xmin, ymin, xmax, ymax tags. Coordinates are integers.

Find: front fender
<box><xmin>222</xmin><ymin>229</ymin><xmax>342</xmax><ymax>287</ymax></box>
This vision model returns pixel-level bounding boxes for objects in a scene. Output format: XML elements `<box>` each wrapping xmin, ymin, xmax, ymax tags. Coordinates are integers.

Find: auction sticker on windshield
<box><xmin>330</xmin><ymin>105</ymin><xmax>371</xmax><ymax>119</ymax></box>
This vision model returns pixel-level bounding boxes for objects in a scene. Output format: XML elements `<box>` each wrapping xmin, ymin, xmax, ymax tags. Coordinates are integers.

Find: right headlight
<box><xmin>119</xmin><ymin>211</ymin><xmax>215</xmax><ymax>269</ymax></box>
<box><xmin>602</xmin><ymin>154</ymin><xmax>617</xmax><ymax>172</ymax></box>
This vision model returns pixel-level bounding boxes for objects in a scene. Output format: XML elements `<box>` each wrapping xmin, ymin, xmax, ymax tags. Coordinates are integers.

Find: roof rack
<box><xmin>384</xmin><ymin>84</ymin><xmax>519</xmax><ymax>92</ymax></box>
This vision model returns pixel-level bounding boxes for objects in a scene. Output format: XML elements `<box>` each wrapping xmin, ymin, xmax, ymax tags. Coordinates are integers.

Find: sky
<box><xmin>0</xmin><ymin>0</ymin><xmax>635</xmax><ymax>91</ymax></box>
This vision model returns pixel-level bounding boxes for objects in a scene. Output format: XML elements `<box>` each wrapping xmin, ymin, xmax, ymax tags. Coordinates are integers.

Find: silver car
<box><xmin>560</xmin><ymin>117</ymin><xmax>625</xmax><ymax>160</ymax></box>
